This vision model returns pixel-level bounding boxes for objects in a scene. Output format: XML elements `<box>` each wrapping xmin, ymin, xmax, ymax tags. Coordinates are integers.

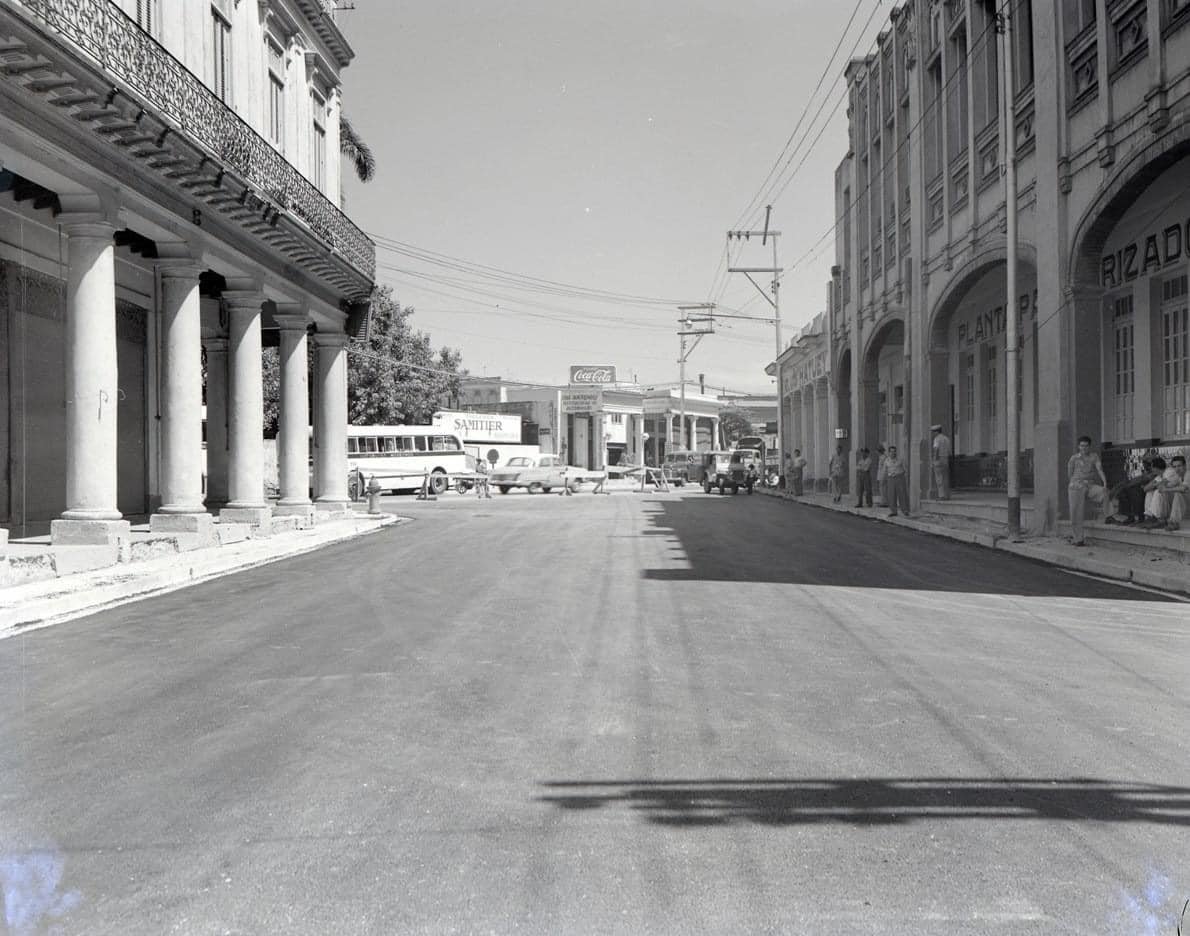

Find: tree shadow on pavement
<box><xmin>637</xmin><ymin>496</ymin><xmax>1174</xmax><ymax>599</ymax></box>
<box><xmin>537</xmin><ymin>777</ymin><xmax>1189</xmax><ymax>827</ymax></box>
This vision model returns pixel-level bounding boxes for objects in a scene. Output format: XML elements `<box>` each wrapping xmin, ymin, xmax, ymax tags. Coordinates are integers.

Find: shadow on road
<box><xmin>638</xmin><ymin>497</ymin><xmax>1172</xmax><ymax>599</ymax></box>
<box><xmin>537</xmin><ymin>777</ymin><xmax>1189</xmax><ymax>827</ymax></box>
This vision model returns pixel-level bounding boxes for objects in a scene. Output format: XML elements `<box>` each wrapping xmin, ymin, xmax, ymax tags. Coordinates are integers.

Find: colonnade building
<box><xmin>0</xmin><ymin>0</ymin><xmax>374</xmax><ymax>544</ymax></box>
<box><xmin>786</xmin><ymin>0</ymin><xmax>1190</xmax><ymax>527</ymax></box>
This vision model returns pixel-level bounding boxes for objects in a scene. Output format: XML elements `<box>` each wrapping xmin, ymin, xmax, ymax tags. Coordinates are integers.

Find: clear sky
<box><xmin>336</xmin><ymin>1</ymin><xmax>885</xmax><ymax>395</ymax></box>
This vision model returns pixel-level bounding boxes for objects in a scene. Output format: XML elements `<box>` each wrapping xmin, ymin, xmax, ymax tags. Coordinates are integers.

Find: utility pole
<box><xmin>678</xmin><ymin>304</ymin><xmax>715</xmax><ymax>451</ymax></box>
<box><xmin>727</xmin><ymin>205</ymin><xmax>783</xmax><ymax>472</ymax></box>
<box><xmin>999</xmin><ymin>12</ymin><xmax>1021</xmax><ymax>536</ymax></box>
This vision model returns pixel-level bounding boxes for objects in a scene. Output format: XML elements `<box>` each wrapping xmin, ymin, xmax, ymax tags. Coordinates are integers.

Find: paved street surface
<box><xmin>1</xmin><ymin>490</ymin><xmax>1187</xmax><ymax>935</ymax></box>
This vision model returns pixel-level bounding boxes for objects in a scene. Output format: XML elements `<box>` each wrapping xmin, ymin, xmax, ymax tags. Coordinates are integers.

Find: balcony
<box><xmin>1</xmin><ymin>0</ymin><xmax>375</xmax><ymax>295</ymax></box>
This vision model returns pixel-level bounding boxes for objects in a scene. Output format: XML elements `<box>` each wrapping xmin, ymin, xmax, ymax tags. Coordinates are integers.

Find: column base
<box><xmin>274</xmin><ymin>503</ymin><xmax>317</xmax><ymax>528</ymax></box>
<box><xmin>219</xmin><ymin>506</ymin><xmax>273</xmax><ymax>532</ymax></box>
<box><xmin>51</xmin><ymin>518</ymin><xmax>131</xmax><ymax>547</ymax></box>
<box><xmin>150</xmin><ymin>511</ymin><xmax>217</xmax><ymax>546</ymax></box>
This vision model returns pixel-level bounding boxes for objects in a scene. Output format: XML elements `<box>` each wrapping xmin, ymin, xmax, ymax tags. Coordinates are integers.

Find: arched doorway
<box><xmin>926</xmin><ymin>252</ymin><xmax>1038</xmax><ymax>492</ymax></box>
<box><xmin>835</xmin><ymin>346</ymin><xmax>852</xmax><ymax>466</ymax></box>
<box><xmin>860</xmin><ymin>318</ymin><xmax>906</xmax><ymax>458</ymax></box>
<box><xmin>1069</xmin><ymin>147</ymin><xmax>1190</xmax><ymax>471</ymax></box>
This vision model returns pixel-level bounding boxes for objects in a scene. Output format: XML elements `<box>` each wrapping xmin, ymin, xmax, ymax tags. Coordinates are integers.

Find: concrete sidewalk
<box><xmin>759</xmin><ymin>487</ymin><xmax>1190</xmax><ymax>597</ymax></box>
<box><xmin>1</xmin><ymin>511</ymin><xmax>404</xmax><ymax>635</ymax></box>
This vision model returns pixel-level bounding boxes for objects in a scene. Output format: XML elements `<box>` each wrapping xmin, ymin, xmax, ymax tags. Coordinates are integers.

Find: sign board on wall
<box><xmin>561</xmin><ymin>388</ymin><xmax>603</xmax><ymax>414</ymax></box>
<box><xmin>569</xmin><ymin>365</ymin><xmax>617</xmax><ymax>384</ymax></box>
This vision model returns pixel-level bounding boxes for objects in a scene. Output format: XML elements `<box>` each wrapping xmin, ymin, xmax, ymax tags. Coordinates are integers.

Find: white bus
<box><xmin>346</xmin><ymin>425</ymin><xmax>467</xmax><ymax>497</ymax></box>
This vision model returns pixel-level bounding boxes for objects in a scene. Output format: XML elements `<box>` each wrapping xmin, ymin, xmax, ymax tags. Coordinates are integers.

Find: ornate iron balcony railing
<box><xmin>13</xmin><ymin>0</ymin><xmax>376</xmax><ymax>281</ymax></box>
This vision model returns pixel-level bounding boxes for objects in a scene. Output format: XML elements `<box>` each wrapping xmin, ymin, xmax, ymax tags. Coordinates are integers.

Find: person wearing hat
<box><xmin>930</xmin><ymin>424</ymin><xmax>951</xmax><ymax>500</ymax></box>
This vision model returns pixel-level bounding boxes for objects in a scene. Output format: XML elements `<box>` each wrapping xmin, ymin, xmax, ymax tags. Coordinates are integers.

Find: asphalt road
<box><xmin>1</xmin><ymin>489</ymin><xmax>1187</xmax><ymax>935</ymax></box>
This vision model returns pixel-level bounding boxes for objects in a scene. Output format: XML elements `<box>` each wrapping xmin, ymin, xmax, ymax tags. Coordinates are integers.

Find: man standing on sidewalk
<box><xmin>884</xmin><ymin>445</ymin><xmax>910</xmax><ymax>517</ymax></box>
<box><xmin>1067</xmin><ymin>435</ymin><xmax>1107</xmax><ymax>546</ymax></box>
<box><xmin>791</xmin><ymin>449</ymin><xmax>807</xmax><ymax>497</ymax></box>
<box><xmin>854</xmin><ymin>448</ymin><xmax>873</xmax><ymax>507</ymax></box>
<box><xmin>930</xmin><ymin>424</ymin><xmax>951</xmax><ymax>500</ymax></box>
<box><xmin>828</xmin><ymin>446</ymin><xmax>846</xmax><ymax>503</ymax></box>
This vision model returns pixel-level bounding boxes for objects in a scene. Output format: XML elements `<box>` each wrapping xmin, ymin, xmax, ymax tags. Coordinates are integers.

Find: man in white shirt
<box><xmin>930</xmin><ymin>424</ymin><xmax>952</xmax><ymax>500</ymax></box>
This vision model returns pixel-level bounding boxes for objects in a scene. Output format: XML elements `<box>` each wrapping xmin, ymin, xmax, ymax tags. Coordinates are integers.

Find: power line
<box><xmin>728</xmin><ymin>0</ymin><xmax>883</xmax><ymax>233</ymax></box>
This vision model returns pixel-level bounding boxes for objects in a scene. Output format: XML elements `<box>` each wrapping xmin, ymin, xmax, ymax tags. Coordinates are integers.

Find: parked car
<box><xmin>489</xmin><ymin>454</ymin><xmax>568</xmax><ymax>494</ymax></box>
<box><xmin>661</xmin><ymin>450</ymin><xmax>697</xmax><ymax>486</ymax></box>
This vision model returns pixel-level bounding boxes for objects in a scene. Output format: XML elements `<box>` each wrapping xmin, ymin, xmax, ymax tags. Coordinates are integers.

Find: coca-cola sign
<box><xmin>569</xmin><ymin>365</ymin><xmax>617</xmax><ymax>385</ymax></box>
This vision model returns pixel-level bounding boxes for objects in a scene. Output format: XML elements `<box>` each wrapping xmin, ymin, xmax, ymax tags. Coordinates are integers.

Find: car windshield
<box><xmin>505</xmin><ymin>457</ymin><xmax>532</xmax><ymax>467</ymax></box>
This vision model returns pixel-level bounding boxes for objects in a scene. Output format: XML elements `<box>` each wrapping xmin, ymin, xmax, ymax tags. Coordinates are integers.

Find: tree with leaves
<box><xmin>347</xmin><ymin>285</ymin><xmax>464</xmax><ymax>425</ymax></box>
<box><xmin>717</xmin><ymin>406</ymin><xmax>755</xmax><ymax>445</ymax></box>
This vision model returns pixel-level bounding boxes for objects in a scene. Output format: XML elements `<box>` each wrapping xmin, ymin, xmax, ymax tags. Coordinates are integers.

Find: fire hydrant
<box><xmin>366</xmin><ymin>475</ymin><xmax>383</xmax><ymax>515</ymax></box>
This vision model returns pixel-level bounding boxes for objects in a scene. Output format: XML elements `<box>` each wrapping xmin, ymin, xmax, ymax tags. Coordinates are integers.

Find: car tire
<box><xmin>429</xmin><ymin>470</ymin><xmax>448</xmax><ymax>496</ymax></box>
<box><xmin>543</xmin><ymin>487</ymin><xmax>552</xmax><ymax>494</ymax></box>
<box><xmin>498</xmin><ymin>485</ymin><xmax>511</xmax><ymax>494</ymax></box>
<box><xmin>731</xmin><ymin>484</ymin><xmax>739</xmax><ymax>495</ymax></box>
<box><xmin>528</xmin><ymin>482</ymin><xmax>544</xmax><ymax>494</ymax></box>
<box><xmin>455</xmin><ymin>479</ymin><xmax>468</xmax><ymax>495</ymax></box>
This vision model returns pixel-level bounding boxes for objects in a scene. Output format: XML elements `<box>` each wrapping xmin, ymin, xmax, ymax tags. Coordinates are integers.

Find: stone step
<box><xmin>214</xmin><ymin>522</ymin><xmax>251</xmax><ymax>546</ymax></box>
<box><xmin>268</xmin><ymin>515</ymin><xmax>301</xmax><ymax>535</ymax></box>
<box><xmin>51</xmin><ymin>544</ymin><xmax>121</xmax><ymax>576</ymax></box>
<box><xmin>1078</xmin><ymin>521</ymin><xmax>1190</xmax><ymax>558</ymax></box>
<box><xmin>128</xmin><ymin>536</ymin><xmax>181</xmax><ymax>562</ymax></box>
<box><xmin>921</xmin><ymin>498</ymin><xmax>1036</xmax><ymax>525</ymax></box>
<box><xmin>1</xmin><ymin>551</ymin><xmax>56</xmax><ymax>587</ymax></box>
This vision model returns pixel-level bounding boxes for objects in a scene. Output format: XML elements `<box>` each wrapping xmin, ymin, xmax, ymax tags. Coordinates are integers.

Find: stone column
<box><xmin>688</xmin><ymin>415</ymin><xmax>698</xmax><ymax>450</ymax></box>
<box><xmin>634</xmin><ymin>414</ymin><xmax>645</xmax><ymax>465</ymax></box>
<box><xmin>219</xmin><ymin>290</ymin><xmax>271</xmax><ymax>529</ymax></box>
<box><xmin>790</xmin><ymin>391</ymin><xmax>802</xmax><ymax>456</ymax></box>
<box><xmin>313</xmin><ymin>331</ymin><xmax>350</xmax><ymax>513</ymax></box>
<box><xmin>202</xmin><ymin>338</ymin><xmax>230</xmax><ymax>507</ymax></box>
<box><xmin>652</xmin><ymin>417</ymin><xmax>660</xmax><ymax>465</ymax></box>
<box><xmin>274</xmin><ymin>309</ymin><xmax>315</xmax><ymax>525</ymax></box>
<box><xmin>815</xmin><ymin>376</ymin><xmax>832</xmax><ymax>491</ymax></box>
<box><xmin>151</xmin><ymin>260</ymin><xmax>214</xmax><ymax>540</ymax></box>
<box><xmin>711</xmin><ymin>416</ymin><xmax>720</xmax><ymax>449</ymax></box>
<box><xmin>51</xmin><ymin>217</ymin><xmax>131</xmax><ymax>547</ymax></box>
<box><xmin>801</xmin><ymin>386</ymin><xmax>816</xmax><ymax>487</ymax></box>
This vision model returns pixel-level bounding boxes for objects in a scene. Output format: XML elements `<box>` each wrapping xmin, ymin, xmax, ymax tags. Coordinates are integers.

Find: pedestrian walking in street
<box><xmin>475</xmin><ymin>456</ymin><xmax>492</xmax><ymax>499</ymax></box>
<box><xmin>884</xmin><ymin>445</ymin><xmax>910</xmax><ymax>517</ymax></box>
<box><xmin>855</xmin><ymin>448</ymin><xmax>873</xmax><ymax>507</ymax></box>
<box><xmin>791</xmin><ymin>449</ymin><xmax>807</xmax><ymax>496</ymax></box>
<box><xmin>875</xmin><ymin>444</ymin><xmax>888</xmax><ymax>507</ymax></box>
<box><xmin>930</xmin><ymin>424</ymin><xmax>951</xmax><ymax>500</ymax></box>
<box><xmin>1066</xmin><ymin>435</ymin><xmax>1107</xmax><ymax>546</ymax></box>
<box><xmin>829</xmin><ymin>446</ymin><xmax>846</xmax><ymax>503</ymax></box>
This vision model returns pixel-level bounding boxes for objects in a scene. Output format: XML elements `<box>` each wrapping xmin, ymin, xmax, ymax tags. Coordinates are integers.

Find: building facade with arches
<box><xmin>0</xmin><ymin>0</ymin><xmax>374</xmax><ymax>544</ymax></box>
<box><xmin>820</xmin><ymin>0</ymin><xmax>1190</xmax><ymax>529</ymax></box>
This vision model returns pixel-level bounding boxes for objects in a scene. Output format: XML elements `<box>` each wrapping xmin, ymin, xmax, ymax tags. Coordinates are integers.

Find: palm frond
<box><xmin>339</xmin><ymin>114</ymin><xmax>376</xmax><ymax>183</ymax></box>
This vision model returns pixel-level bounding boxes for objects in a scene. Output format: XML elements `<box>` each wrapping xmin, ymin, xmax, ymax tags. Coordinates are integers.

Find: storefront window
<box><xmin>1162</xmin><ymin>274</ymin><xmax>1190</xmax><ymax>437</ymax></box>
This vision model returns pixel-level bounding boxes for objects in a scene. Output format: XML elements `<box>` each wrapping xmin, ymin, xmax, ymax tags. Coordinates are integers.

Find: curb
<box><xmin>757</xmin><ymin>487</ymin><xmax>1188</xmax><ymax>597</ymax></box>
<box><xmin>0</xmin><ymin>514</ymin><xmax>408</xmax><ymax>636</ymax></box>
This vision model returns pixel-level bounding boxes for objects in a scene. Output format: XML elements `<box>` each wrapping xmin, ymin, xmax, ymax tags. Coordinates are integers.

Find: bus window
<box><xmin>383</xmin><ymin>437</ymin><xmax>398</xmax><ymax>453</ymax></box>
<box><xmin>364</xmin><ymin>437</ymin><xmax>378</xmax><ymax>453</ymax></box>
<box><xmin>415</xmin><ymin>436</ymin><xmax>426</xmax><ymax>452</ymax></box>
<box><xmin>347</xmin><ymin>437</ymin><xmax>358</xmax><ymax>454</ymax></box>
<box><xmin>397</xmin><ymin>436</ymin><xmax>414</xmax><ymax>452</ymax></box>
